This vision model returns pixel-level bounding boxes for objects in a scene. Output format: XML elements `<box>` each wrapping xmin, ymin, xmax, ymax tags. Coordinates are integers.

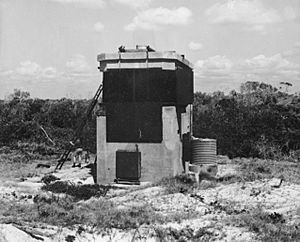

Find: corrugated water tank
<box><xmin>191</xmin><ymin>138</ymin><xmax>217</xmax><ymax>176</ymax></box>
<box><xmin>191</xmin><ymin>138</ymin><xmax>217</xmax><ymax>165</ymax></box>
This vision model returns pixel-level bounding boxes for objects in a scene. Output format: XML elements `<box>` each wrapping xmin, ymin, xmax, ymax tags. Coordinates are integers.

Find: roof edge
<box><xmin>97</xmin><ymin>51</ymin><xmax>193</xmax><ymax>69</ymax></box>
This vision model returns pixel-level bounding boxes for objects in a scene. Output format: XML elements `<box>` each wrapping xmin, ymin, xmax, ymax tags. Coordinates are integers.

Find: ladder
<box><xmin>55</xmin><ymin>83</ymin><xmax>103</xmax><ymax>170</ymax></box>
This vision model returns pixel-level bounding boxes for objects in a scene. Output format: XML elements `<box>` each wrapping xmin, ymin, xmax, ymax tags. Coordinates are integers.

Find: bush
<box><xmin>255</xmin><ymin>136</ymin><xmax>283</xmax><ymax>160</ymax></box>
<box><xmin>154</xmin><ymin>226</ymin><xmax>215</xmax><ymax>241</ymax></box>
<box><xmin>229</xmin><ymin>158</ymin><xmax>300</xmax><ymax>184</ymax></box>
<box><xmin>94</xmin><ymin>203</ymin><xmax>165</xmax><ymax>230</ymax></box>
<box><xmin>193</xmin><ymin>82</ymin><xmax>300</xmax><ymax>158</ymax></box>
<box><xmin>14</xmin><ymin>141</ymin><xmax>58</xmax><ymax>156</ymax></box>
<box><xmin>31</xmin><ymin>194</ymin><xmax>89</xmax><ymax>226</ymax></box>
<box><xmin>233</xmin><ymin>208</ymin><xmax>300</xmax><ymax>242</ymax></box>
<box><xmin>1</xmin><ymin>195</ymin><xmax>167</xmax><ymax>229</ymax></box>
<box><xmin>1</xmin><ymin>84</ymin><xmax>299</xmax><ymax>159</ymax></box>
<box><xmin>41</xmin><ymin>181</ymin><xmax>111</xmax><ymax>200</ymax></box>
<box><xmin>0</xmin><ymin>93</ymin><xmax>97</xmax><ymax>153</ymax></box>
<box><xmin>41</xmin><ymin>174</ymin><xmax>60</xmax><ymax>185</ymax></box>
<box><xmin>157</xmin><ymin>174</ymin><xmax>196</xmax><ymax>194</ymax></box>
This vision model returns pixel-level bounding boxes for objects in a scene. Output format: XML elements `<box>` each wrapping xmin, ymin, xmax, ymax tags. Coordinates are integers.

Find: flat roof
<box><xmin>97</xmin><ymin>50</ymin><xmax>193</xmax><ymax>71</ymax></box>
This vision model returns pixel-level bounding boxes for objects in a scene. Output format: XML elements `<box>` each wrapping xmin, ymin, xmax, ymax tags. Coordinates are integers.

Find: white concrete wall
<box><xmin>96</xmin><ymin>106</ymin><xmax>183</xmax><ymax>184</ymax></box>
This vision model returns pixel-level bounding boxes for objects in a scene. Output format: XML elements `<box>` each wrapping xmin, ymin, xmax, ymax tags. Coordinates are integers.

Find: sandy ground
<box><xmin>0</xmin><ymin>159</ymin><xmax>299</xmax><ymax>241</ymax></box>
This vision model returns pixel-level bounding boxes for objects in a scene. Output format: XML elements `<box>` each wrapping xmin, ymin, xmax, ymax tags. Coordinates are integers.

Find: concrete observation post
<box><xmin>96</xmin><ymin>46</ymin><xmax>194</xmax><ymax>184</ymax></box>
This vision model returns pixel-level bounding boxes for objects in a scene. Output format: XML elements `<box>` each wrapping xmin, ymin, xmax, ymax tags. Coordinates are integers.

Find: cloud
<box><xmin>243</xmin><ymin>54</ymin><xmax>297</xmax><ymax>70</ymax></box>
<box><xmin>65</xmin><ymin>54</ymin><xmax>94</xmax><ymax>76</ymax></box>
<box><xmin>194</xmin><ymin>53</ymin><xmax>299</xmax><ymax>92</ymax></box>
<box><xmin>113</xmin><ymin>0</ymin><xmax>152</xmax><ymax>9</ymax></box>
<box><xmin>125</xmin><ymin>7</ymin><xmax>192</xmax><ymax>31</ymax></box>
<box><xmin>0</xmin><ymin>61</ymin><xmax>59</xmax><ymax>99</ymax></box>
<box><xmin>42</xmin><ymin>67</ymin><xmax>58</xmax><ymax>78</ymax></box>
<box><xmin>0</xmin><ymin>1</ymin><xmax>8</xmax><ymax>9</ymax></box>
<box><xmin>294</xmin><ymin>41</ymin><xmax>300</xmax><ymax>48</ymax></box>
<box><xmin>2</xmin><ymin>61</ymin><xmax>58</xmax><ymax>79</ymax></box>
<box><xmin>16</xmin><ymin>61</ymin><xmax>42</xmax><ymax>76</ymax></box>
<box><xmin>188</xmin><ymin>41</ymin><xmax>203</xmax><ymax>51</ymax></box>
<box><xmin>283</xmin><ymin>6</ymin><xmax>297</xmax><ymax>20</ymax></box>
<box><xmin>93</xmin><ymin>22</ymin><xmax>104</xmax><ymax>32</ymax></box>
<box><xmin>0</xmin><ymin>57</ymin><xmax>100</xmax><ymax>99</ymax></box>
<box><xmin>46</xmin><ymin>0</ymin><xmax>105</xmax><ymax>8</ymax></box>
<box><xmin>205</xmin><ymin>0</ymin><xmax>296</xmax><ymax>32</ymax></box>
<box><xmin>282</xmin><ymin>41</ymin><xmax>300</xmax><ymax>57</ymax></box>
<box><xmin>196</xmin><ymin>55</ymin><xmax>233</xmax><ymax>78</ymax></box>
<box><xmin>240</xmin><ymin>54</ymin><xmax>299</xmax><ymax>80</ymax></box>
<box><xmin>0</xmin><ymin>55</ymin><xmax>94</xmax><ymax>82</ymax></box>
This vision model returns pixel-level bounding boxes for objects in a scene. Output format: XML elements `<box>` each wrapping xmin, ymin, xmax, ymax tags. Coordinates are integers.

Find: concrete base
<box><xmin>96</xmin><ymin>106</ymin><xmax>184</xmax><ymax>184</ymax></box>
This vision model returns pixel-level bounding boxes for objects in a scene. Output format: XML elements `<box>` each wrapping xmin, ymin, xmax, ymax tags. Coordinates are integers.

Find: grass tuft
<box><xmin>218</xmin><ymin>158</ymin><xmax>300</xmax><ymax>185</ymax></box>
<box><xmin>154</xmin><ymin>226</ymin><xmax>216</xmax><ymax>242</ymax></box>
<box><xmin>0</xmin><ymin>197</ymin><xmax>168</xmax><ymax>229</ymax></box>
<box><xmin>41</xmin><ymin>174</ymin><xmax>60</xmax><ymax>185</ymax></box>
<box><xmin>41</xmin><ymin>181</ymin><xmax>111</xmax><ymax>200</ymax></box>
<box><xmin>156</xmin><ymin>174</ymin><xmax>196</xmax><ymax>194</ymax></box>
<box><xmin>231</xmin><ymin>207</ymin><xmax>300</xmax><ymax>242</ymax></box>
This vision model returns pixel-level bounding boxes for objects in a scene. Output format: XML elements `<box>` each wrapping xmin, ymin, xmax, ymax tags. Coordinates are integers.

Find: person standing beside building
<box><xmin>72</xmin><ymin>147</ymin><xmax>83</xmax><ymax>167</ymax></box>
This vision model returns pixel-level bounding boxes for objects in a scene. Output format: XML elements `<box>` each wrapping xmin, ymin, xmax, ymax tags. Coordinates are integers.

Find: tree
<box><xmin>7</xmin><ymin>89</ymin><xmax>30</xmax><ymax>101</ymax></box>
<box><xmin>193</xmin><ymin>82</ymin><xmax>300</xmax><ymax>158</ymax></box>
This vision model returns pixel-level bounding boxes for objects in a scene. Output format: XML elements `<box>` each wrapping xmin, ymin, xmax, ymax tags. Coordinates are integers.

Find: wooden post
<box><xmin>185</xmin><ymin>161</ymin><xmax>190</xmax><ymax>174</ymax></box>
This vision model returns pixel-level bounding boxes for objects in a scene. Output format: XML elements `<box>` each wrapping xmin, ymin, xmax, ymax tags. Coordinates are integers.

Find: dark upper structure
<box><xmin>97</xmin><ymin>46</ymin><xmax>193</xmax><ymax>143</ymax></box>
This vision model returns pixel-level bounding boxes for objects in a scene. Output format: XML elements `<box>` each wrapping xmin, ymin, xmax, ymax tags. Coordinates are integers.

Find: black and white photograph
<box><xmin>0</xmin><ymin>0</ymin><xmax>299</xmax><ymax>241</ymax></box>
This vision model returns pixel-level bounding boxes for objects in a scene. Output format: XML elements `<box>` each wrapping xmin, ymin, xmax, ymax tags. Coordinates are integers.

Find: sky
<box><xmin>0</xmin><ymin>0</ymin><xmax>299</xmax><ymax>99</ymax></box>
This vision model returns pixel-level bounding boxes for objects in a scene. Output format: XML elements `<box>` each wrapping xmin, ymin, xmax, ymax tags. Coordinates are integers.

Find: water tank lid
<box><xmin>192</xmin><ymin>137</ymin><xmax>216</xmax><ymax>142</ymax></box>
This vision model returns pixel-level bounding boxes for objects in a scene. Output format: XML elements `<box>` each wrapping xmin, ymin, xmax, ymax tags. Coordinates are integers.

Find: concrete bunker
<box><xmin>96</xmin><ymin>46</ymin><xmax>194</xmax><ymax>184</ymax></box>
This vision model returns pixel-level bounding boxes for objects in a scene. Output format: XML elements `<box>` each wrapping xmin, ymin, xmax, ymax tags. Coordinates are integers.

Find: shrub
<box><xmin>154</xmin><ymin>226</ymin><xmax>215</xmax><ymax>241</ymax></box>
<box><xmin>41</xmin><ymin>174</ymin><xmax>60</xmax><ymax>185</ymax></box>
<box><xmin>41</xmin><ymin>181</ymin><xmax>111</xmax><ymax>200</ymax></box>
<box><xmin>93</xmin><ymin>203</ymin><xmax>165</xmax><ymax>230</ymax></box>
<box><xmin>3</xmin><ymin>195</ymin><xmax>165</xmax><ymax>228</ymax></box>
<box><xmin>255</xmin><ymin>136</ymin><xmax>283</xmax><ymax>160</ymax></box>
<box><xmin>235</xmin><ymin>158</ymin><xmax>300</xmax><ymax>184</ymax></box>
<box><xmin>217</xmin><ymin>158</ymin><xmax>300</xmax><ymax>185</ymax></box>
<box><xmin>193</xmin><ymin>82</ymin><xmax>300</xmax><ymax>158</ymax></box>
<box><xmin>14</xmin><ymin>141</ymin><xmax>58</xmax><ymax>156</ymax></box>
<box><xmin>157</xmin><ymin>174</ymin><xmax>196</xmax><ymax>194</ymax></box>
<box><xmin>232</xmin><ymin>208</ymin><xmax>300</xmax><ymax>242</ymax></box>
